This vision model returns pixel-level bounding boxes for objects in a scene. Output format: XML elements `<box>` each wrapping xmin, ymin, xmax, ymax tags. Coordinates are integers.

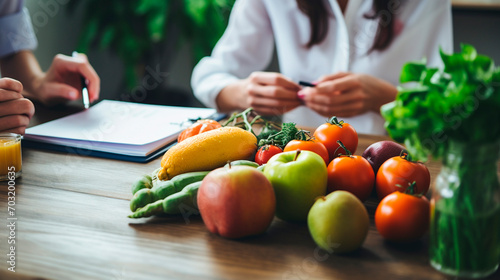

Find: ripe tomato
<box><xmin>327</xmin><ymin>155</ymin><xmax>374</xmax><ymax>202</ymax></box>
<box><xmin>255</xmin><ymin>145</ymin><xmax>283</xmax><ymax>165</ymax></box>
<box><xmin>284</xmin><ymin>139</ymin><xmax>329</xmax><ymax>165</ymax></box>
<box><xmin>178</xmin><ymin>119</ymin><xmax>221</xmax><ymax>142</ymax></box>
<box><xmin>313</xmin><ymin>116</ymin><xmax>358</xmax><ymax>161</ymax></box>
<box><xmin>375</xmin><ymin>155</ymin><xmax>430</xmax><ymax>200</ymax></box>
<box><xmin>375</xmin><ymin>191</ymin><xmax>430</xmax><ymax>242</ymax></box>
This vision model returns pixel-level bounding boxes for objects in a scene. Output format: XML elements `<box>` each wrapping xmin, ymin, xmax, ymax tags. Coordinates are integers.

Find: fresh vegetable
<box><xmin>381</xmin><ymin>44</ymin><xmax>500</xmax><ymax>275</ymax></box>
<box><xmin>375</xmin><ymin>185</ymin><xmax>430</xmax><ymax>242</ymax></box>
<box><xmin>375</xmin><ymin>153</ymin><xmax>430</xmax><ymax>200</ymax></box>
<box><xmin>256</xmin><ymin>164</ymin><xmax>266</xmax><ymax>172</ymax></box>
<box><xmin>129</xmin><ymin>181</ymin><xmax>203</xmax><ymax>218</ymax></box>
<box><xmin>257</xmin><ymin>122</ymin><xmax>301</xmax><ymax>149</ymax></box>
<box><xmin>130</xmin><ymin>171</ymin><xmax>209</xmax><ymax>212</ymax></box>
<box><xmin>224</xmin><ymin>160</ymin><xmax>259</xmax><ymax>168</ymax></box>
<box><xmin>313</xmin><ymin>116</ymin><xmax>358</xmax><ymax>161</ymax></box>
<box><xmin>255</xmin><ymin>145</ymin><xmax>283</xmax><ymax>165</ymax></box>
<box><xmin>158</xmin><ymin>127</ymin><xmax>257</xmax><ymax>180</ymax></box>
<box><xmin>131</xmin><ymin>174</ymin><xmax>153</xmax><ymax>195</ymax></box>
<box><xmin>326</xmin><ymin>141</ymin><xmax>374</xmax><ymax>202</ymax></box>
<box><xmin>283</xmin><ymin>139</ymin><xmax>329</xmax><ymax>165</ymax></box>
<box><xmin>178</xmin><ymin>119</ymin><xmax>221</xmax><ymax>143</ymax></box>
<box><xmin>150</xmin><ymin>167</ymin><xmax>161</xmax><ymax>187</ymax></box>
<box><xmin>381</xmin><ymin>44</ymin><xmax>500</xmax><ymax>160</ymax></box>
<box><xmin>361</xmin><ymin>140</ymin><xmax>407</xmax><ymax>174</ymax></box>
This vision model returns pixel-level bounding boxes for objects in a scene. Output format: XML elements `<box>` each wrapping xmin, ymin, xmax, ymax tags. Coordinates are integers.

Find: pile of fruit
<box><xmin>128</xmin><ymin>109</ymin><xmax>431</xmax><ymax>253</ymax></box>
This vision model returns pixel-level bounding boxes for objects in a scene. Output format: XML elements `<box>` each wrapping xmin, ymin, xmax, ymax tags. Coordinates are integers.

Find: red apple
<box><xmin>197</xmin><ymin>165</ymin><xmax>276</xmax><ymax>239</ymax></box>
<box><xmin>361</xmin><ymin>140</ymin><xmax>407</xmax><ymax>174</ymax></box>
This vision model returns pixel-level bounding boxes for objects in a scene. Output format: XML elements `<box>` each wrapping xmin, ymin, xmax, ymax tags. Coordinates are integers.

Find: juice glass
<box><xmin>0</xmin><ymin>133</ymin><xmax>22</xmax><ymax>181</ymax></box>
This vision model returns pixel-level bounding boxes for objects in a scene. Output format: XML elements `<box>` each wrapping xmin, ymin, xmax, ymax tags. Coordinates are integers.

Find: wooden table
<box><xmin>1</xmin><ymin>105</ymin><xmax>499</xmax><ymax>280</ymax></box>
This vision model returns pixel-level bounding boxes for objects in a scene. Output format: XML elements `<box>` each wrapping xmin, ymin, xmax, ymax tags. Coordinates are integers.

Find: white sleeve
<box><xmin>420</xmin><ymin>0</ymin><xmax>453</xmax><ymax>67</ymax></box>
<box><xmin>399</xmin><ymin>0</ymin><xmax>453</xmax><ymax>68</ymax></box>
<box><xmin>190</xmin><ymin>0</ymin><xmax>275</xmax><ymax>109</ymax></box>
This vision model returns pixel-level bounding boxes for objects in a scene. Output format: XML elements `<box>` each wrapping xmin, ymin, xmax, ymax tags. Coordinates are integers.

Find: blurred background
<box><xmin>25</xmin><ymin>0</ymin><xmax>500</xmax><ymax>108</ymax></box>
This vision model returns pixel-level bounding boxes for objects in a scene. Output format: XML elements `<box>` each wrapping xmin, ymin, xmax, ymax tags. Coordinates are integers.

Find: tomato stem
<box><xmin>223</xmin><ymin>107</ymin><xmax>257</xmax><ymax>134</ymax></box>
<box><xmin>328</xmin><ymin>116</ymin><xmax>344</xmax><ymax>128</ymax></box>
<box><xmin>398</xmin><ymin>181</ymin><xmax>424</xmax><ymax>197</ymax></box>
<box><xmin>399</xmin><ymin>150</ymin><xmax>415</xmax><ymax>162</ymax></box>
<box><xmin>296</xmin><ymin>129</ymin><xmax>311</xmax><ymax>141</ymax></box>
<box><xmin>335</xmin><ymin>140</ymin><xmax>352</xmax><ymax>157</ymax></box>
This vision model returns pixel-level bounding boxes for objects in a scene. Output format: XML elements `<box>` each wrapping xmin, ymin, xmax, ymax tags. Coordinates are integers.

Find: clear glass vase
<box><xmin>430</xmin><ymin>140</ymin><xmax>500</xmax><ymax>278</ymax></box>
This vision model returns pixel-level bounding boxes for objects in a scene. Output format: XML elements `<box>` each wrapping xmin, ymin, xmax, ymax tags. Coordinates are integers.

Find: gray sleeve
<box><xmin>0</xmin><ymin>7</ymin><xmax>38</xmax><ymax>58</ymax></box>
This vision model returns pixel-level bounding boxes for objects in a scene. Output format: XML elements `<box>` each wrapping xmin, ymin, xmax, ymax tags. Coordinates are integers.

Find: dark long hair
<box><xmin>297</xmin><ymin>0</ymin><xmax>395</xmax><ymax>52</ymax></box>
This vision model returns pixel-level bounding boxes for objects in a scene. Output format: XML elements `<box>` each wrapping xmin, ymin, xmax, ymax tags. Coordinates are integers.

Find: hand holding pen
<box><xmin>72</xmin><ymin>52</ymin><xmax>90</xmax><ymax>109</ymax></box>
<box><xmin>19</xmin><ymin>52</ymin><xmax>101</xmax><ymax>107</ymax></box>
<box><xmin>297</xmin><ymin>72</ymin><xmax>398</xmax><ymax>118</ymax></box>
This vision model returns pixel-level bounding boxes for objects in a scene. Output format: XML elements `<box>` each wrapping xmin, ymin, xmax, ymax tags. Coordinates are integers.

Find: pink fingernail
<box><xmin>297</xmin><ymin>90</ymin><xmax>305</xmax><ymax>99</ymax></box>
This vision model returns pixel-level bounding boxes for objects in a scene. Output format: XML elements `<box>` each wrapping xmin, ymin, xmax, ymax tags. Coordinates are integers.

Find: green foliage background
<box><xmin>68</xmin><ymin>0</ymin><xmax>236</xmax><ymax>89</ymax></box>
<box><xmin>381</xmin><ymin>44</ymin><xmax>500</xmax><ymax>161</ymax></box>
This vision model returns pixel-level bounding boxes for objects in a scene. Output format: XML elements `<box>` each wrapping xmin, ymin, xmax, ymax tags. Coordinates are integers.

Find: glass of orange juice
<box><xmin>0</xmin><ymin>133</ymin><xmax>22</xmax><ymax>181</ymax></box>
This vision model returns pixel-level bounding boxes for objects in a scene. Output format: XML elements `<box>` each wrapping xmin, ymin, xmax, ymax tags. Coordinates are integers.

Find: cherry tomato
<box><xmin>313</xmin><ymin>116</ymin><xmax>358</xmax><ymax>161</ymax></box>
<box><xmin>284</xmin><ymin>139</ymin><xmax>329</xmax><ymax>165</ymax></box>
<box><xmin>375</xmin><ymin>191</ymin><xmax>430</xmax><ymax>242</ymax></box>
<box><xmin>376</xmin><ymin>155</ymin><xmax>430</xmax><ymax>200</ymax></box>
<box><xmin>178</xmin><ymin>119</ymin><xmax>221</xmax><ymax>142</ymax></box>
<box><xmin>255</xmin><ymin>145</ymin><xmax>283</xmax><ymax>165</ymax></box>
<box><xmin>327</xmin><ymin>155</ymin><xmax>374</xmax><ymax>202</ymax></box>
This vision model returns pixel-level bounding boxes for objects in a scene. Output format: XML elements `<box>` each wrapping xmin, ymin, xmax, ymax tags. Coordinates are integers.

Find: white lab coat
<box><xmin>191</xmin><ymin>0</ymin><xmax>453</xmax><ymax>135</ymax></box>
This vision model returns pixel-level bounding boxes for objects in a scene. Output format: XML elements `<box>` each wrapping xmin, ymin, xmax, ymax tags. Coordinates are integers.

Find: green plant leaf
<box><xmin>400</xmin><ymin>60</ymin><xmax>427</xmax><ymax>83</ymax></box>
<box><xmin>99</xmin><ymin>26</ymin><xmax>115</xmax><ymax>49</ymax></box>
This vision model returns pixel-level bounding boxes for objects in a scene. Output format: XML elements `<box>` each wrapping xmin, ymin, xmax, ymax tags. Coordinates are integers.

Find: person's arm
<box><xmin>298</xmin><ymin>72</ymin><xmax>398</xmax><ymax>118</ymax></box>
<box><xmin>0</xmin><ymin>1</ymin><xmax>100</xmax><ymax>106</ymax></box>
<box><xmin>0</xmin><ymin>50</ymin><xmax>100</xmax><ymax>106</ymax></box>
<box><xmin>191</xmin><ymin>0</ymin><xmax>301</xmax><ymax>116</ymax></box>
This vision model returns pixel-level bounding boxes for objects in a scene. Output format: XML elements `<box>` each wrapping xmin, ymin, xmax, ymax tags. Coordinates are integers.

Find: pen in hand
<box><xmin>72</xmin><ymin>51</ymin><xmax>90</xmax><ymax>109</ymax></box>
<box><xmin>299</xmin><ymin>81</ymin><xmax>316</xmax><ymax>87</ymax></box>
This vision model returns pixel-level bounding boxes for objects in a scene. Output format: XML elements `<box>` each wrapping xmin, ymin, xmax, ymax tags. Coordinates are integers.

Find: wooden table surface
<box><xmin>1</xmin><ymin>104</ymin><xmax>499</xmax><ymax>280</ymax></box>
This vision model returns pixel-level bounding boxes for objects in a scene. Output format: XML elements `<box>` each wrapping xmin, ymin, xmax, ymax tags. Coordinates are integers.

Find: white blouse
<box><xmin>191</xmin><ymin>0</ymin><xmax>453</xmax><ymax>135</ymax></box>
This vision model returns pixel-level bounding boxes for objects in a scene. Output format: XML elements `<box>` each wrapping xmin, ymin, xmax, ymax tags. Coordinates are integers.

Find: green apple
<box><xmin>264</xmin><ymin>150</ymin><xmax>327</xmax><ymax>222</ymax></box>
<box><xmin>308</xmin><ymin>191</ymin><xmax>369</xmax><ymax>253</ymax></box>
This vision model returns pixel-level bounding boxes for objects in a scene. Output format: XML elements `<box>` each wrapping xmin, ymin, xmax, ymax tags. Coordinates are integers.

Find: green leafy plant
<box><xmin>68</xmin><ymin>0</ymin><xmax>235</xmax><ymax>89</ymax></box>
<box><xmin>382</xmin><ymin>44</ymin><xmax>500</xmax><ymax>277</ymax></box>
<box><xmin>381</xmin><ymin>44</ymin><xmax>500</xmax><ymax>161</ymax></box>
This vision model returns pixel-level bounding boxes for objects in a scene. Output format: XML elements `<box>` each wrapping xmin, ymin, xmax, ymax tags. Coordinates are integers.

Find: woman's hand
<box><xmin>28</xmin><ymin>53</ymin><xmax>100</xmax><ymax>106</ymax></box>
<box><xmin>217</xmin><ymin>72</ymin><xmax>302</xmax><ymax>115</ymax></box>
<box><xmin>298</xmin><ymin>72</ymin><xmax>397</xmax><ymax>118</ymax></box>
<box><xmin>0</xmin><ymin>78</ymin><xmax>35</xmax><ymax>135</ymax></box>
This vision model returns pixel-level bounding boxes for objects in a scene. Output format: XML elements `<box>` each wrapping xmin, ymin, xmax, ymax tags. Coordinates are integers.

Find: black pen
<box><xmin>299</xmin><ymin>80</ymin><xmax>316</xmax><ymax>87</ymax></box>
<box><xmin>72</xmin><ymin>51</ymin><xmax>90</xmax><ymax>109</ymax></box>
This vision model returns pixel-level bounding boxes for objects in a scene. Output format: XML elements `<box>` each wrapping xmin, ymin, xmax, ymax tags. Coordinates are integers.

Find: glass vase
<box><xmin>429</xmin><ymin>140</ymin><xmax>500</xmax><ymax>278</ymax></box>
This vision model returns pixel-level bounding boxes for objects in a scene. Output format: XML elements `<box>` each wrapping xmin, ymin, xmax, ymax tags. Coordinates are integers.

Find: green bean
<box><xmin>256</xmin><ymin>164</ymin><xmax>266</xmax><ymax>172</ymax></box>
<box><xmin>151</xmin><ymin>171</ymin><xmax>208</xmax><ymax>200</ymax></box>
<box><xmin>131</xmin><ymin>174</ymin><xmax>153</xmax><ymax>195</ymax></box>
<box><xmin>129</xmin><ymin>171</ymin><xmax>209</xmax><ymax>212</ymax></box>
<box><xmin>128</xmin><ymin>181</ymin><xmax>202</xmax><ymax>218</ymax></box>
<box><xmin>151</xmin><ymin>167</ymin><xmax>164</xmax><ymax>187</ymax></box>
<box><xmin>130</xmin><ymin>188</ymin><xmax>154</xmax><ymax>212</ymax></box>
<box><xmin>224</xmin><ymin>160</ymin><xmax>259</xmax><ymax>168</ymax></box>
